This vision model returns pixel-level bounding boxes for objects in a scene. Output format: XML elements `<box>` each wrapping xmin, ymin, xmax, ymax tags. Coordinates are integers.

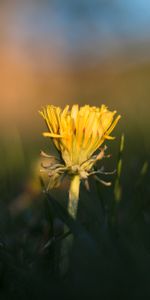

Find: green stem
<box><xmin>68</xmin><ymin>175</ymin><xmax>80</xmax><ymax>218</ymax></box>
<box><xmin>59</xmin><ymin>175</ymin><xmax>80</xmax><ymax>276</ymax></box>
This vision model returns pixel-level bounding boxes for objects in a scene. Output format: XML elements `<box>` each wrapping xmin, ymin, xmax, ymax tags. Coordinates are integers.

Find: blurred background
<box><xmin>0</xmin><ymin>1</ymin><xmax>150</xmax><ymax>298</ymax></box>
<box><xmin>1</xmin><ymin>0</ymin><xmax>150</xmax><ymax>195</ymax></box>
<box><xmin>1</xmin><ymin>0</ymin><xmax>150</xmax><ymax>139</ymax></box>
<box><xmin>1</xmin><ymin>0</ymin><xmax>150</xmax><ymax>215</ymax></box>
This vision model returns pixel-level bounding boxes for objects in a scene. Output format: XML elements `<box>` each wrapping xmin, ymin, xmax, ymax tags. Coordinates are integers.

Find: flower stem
<box><xmin>68</xmin><ymin>175</ymin><xmax>80</xmax><ymax>218</ymax></box>
<box><xmin>59</xmin><ymin>175</ymin><xmax>80</xmax><ymax>277</ymax></box>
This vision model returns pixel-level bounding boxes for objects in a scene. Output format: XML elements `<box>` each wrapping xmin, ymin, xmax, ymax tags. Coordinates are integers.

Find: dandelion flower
<box><xmin>39</xmin><ymin>104</ymin><xmax>121</xmax><ymax>218</ymax></box>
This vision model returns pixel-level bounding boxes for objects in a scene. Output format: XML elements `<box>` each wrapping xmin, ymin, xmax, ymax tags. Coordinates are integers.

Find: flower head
<box><xmin>39</xmin><ymin>104</ymin><xmax>120</xmax><ymax>217</ymax></box>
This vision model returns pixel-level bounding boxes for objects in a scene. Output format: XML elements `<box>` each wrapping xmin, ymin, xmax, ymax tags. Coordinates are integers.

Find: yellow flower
<box><xmin>39</xmin><ymin>104</ymin><xmax>121</xmax><ymax>218</ymax></box>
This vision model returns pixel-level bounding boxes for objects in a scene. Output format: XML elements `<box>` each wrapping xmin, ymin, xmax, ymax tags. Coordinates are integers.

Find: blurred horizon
<box><xmin>1</xmin><ymin>0</ymin><xmax>150</xmax><ymax>155</ymax></box>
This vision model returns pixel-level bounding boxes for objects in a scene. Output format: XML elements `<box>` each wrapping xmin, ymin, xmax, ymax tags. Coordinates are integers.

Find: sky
<box><xmin>1</xmin><ymin>0</ymin><xmax>150</xmax><ymax>59</ymax></box>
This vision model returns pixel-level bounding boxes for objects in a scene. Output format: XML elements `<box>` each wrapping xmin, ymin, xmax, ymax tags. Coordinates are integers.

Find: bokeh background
<box><xmin>0</xmin><ymin>1</ymin><xmax>150</xmax><ymax>298</ymax></box>
<box><xmin>1</xmin><ymin>0</ymin><xmax>150</xmax><ymax>199</ymax></box>
<box><xmin>1</xmin><ymin>0</ymin><xmax>150</xmax><ymax>139</ymax></box>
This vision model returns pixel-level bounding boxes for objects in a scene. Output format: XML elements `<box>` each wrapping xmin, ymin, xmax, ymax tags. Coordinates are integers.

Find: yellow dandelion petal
<box><xmin>43</xmin><ymin>132</ymin><xmax>63</xmax><ymax>138</ymax></box>
<box><xmin>40</xmin><ymin>104</ymin><xmax>121</xmax><ymax>167</ymax></box>
<box><xmin>104</xmin><ymin>134</ymin><xmax>115</xmax><ymax>140</ymax></box>
<box><xmin>106</xmin><ymin>115</ymin><xmax>121</xmax><ymax>136</ymax></box>
<box><xmin>71</xmin><ymin>104</ymin><xmax>79</xmax><ymax>123</ymax></box>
